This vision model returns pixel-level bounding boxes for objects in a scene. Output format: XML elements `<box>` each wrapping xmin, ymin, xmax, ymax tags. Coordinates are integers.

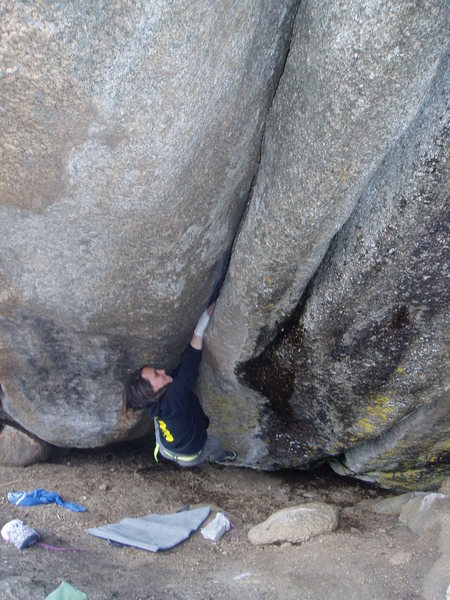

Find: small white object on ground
<box><xmin>201</xmin><ymin>512</ymin><xmax>230</xmax><ymax>541</ymax></box>
<box><xmin>233</xmin><ymin>572</ymin><xmax>251</xmax><ymax>581</ymax></box>
<box><xmin>1</xmin><ymin>519</ymin><xmax>40</xmax><ymax>549</ymax></box>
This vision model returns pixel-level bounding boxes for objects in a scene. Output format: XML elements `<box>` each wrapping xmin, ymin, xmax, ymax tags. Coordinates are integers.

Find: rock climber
<box><xmin>123</xmin><ymin>302</ymin><xmax>236</xmax><ymax>467</ymax></box>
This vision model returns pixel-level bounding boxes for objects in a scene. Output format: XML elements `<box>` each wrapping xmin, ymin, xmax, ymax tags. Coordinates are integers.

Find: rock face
<box><xmin>369</xmin><ymin>487</ymin><xmax>450</xmax><ymax>599</ymax></box>
<box><xmin>398</xmin><ymin>491</ymin><xmax>450</xmax><ymax>600</ymax></box>
<box><xmin>399</xmin><ymin>493</ymin><xmax>449</xmax><ymax>536</ymax></box>
<box><xmin>0</xmin><ymin>425</ymin><xmax>52</xmax><ymax>467</ymax></box>
<box><xmin>0</xmin><ymin>1</ymin><xmax>298</xmax><ymax>446</ymax></box>
<box><xmin>0</xmin><ymin>1</ymin><xmax>448</xmax><ymax>489</ymax></box>
<box><xmin>201</xmin><ymin>1</ymin><xmax>449</xmax><ymax>487</ymax></box>
<box><xmin>230</xmin><ymin>50</ymin><xmax>449</xmax><ymax>488</ymax></box>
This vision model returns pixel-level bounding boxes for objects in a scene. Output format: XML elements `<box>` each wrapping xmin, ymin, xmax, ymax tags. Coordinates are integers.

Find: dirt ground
<box><xmin>0</xmin><ymin>441</ymin><xmax>442</xmax><ymax>600</ymax></box>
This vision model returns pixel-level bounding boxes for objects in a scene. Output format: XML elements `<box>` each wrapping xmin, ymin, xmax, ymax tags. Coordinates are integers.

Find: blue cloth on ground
<box><xmin>85</xmin><ymin>506</ymin><xmax>210</xmax><ymax>552</ymax></box>
<box><xmin>7</xmin><ymin>489</ymin><xmax>86</xmax><ymax>512</ymax></box>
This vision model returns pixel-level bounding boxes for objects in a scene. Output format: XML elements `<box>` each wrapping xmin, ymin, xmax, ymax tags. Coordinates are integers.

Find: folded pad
<box><xmin>85</xmin><ymin>506</ymin><xmax>210</xmax><ymax>552</ymax></box>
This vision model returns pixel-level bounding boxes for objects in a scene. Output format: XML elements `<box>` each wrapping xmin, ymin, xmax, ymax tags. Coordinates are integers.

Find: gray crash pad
<box><xmin>85</xmin><ymin>506</ymin><xmax>210</xmax><ymax>552</ymax></box>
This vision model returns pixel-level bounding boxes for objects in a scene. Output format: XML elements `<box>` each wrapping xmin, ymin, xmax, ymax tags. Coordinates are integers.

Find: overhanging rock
<box><xmin>0</xmin><ymin>1</ymin><xmax>298</xmax><ymax>446</ymax></box>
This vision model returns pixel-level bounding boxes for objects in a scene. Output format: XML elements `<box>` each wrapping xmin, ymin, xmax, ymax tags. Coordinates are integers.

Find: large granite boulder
<box><xmin>200</xmin><ymin>1</ymin><xmax>449</xmax><ymax>487</ymax></box>
<box><xmin>0</xmin><ymin>1</ymin><xmax>298</xmax><ymax>446</ymax></box>
<box><xmin>0</xmin><ymin>1</ymin><xmax>448</xmax><ymax>490</ymax></box>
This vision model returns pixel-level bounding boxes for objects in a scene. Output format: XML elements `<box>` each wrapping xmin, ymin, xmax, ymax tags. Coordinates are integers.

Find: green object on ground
<box><xmin>44</xmin><ymin>581</ymin><xmax>88</xmax><ymax>600</ymax></box>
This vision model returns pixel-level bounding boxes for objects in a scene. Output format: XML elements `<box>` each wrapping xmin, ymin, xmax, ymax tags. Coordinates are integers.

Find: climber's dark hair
<box><xmin>122</xmin><ymin>366</ymin><xmax>169</xmax><ymax>415</ymax></box>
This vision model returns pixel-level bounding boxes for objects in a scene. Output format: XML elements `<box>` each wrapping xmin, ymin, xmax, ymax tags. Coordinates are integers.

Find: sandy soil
<box><xmin>0</xmin><ymin>441</ymin><xmax>441</xmax><ymax>600</ymax></box>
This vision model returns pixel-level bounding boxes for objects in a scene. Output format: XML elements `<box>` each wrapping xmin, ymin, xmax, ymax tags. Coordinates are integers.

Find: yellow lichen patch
<box><xmin>369</xmin><ymin>459</ymin><xmax>450</xmax><ymax>491</ymax></box>
<box><xmin>264</xmin><ymin>303</ymin><xmax>275</xmax><ymax>312</ymax></box>
<box><xmin>358</xmin><ymin>394</ymin><xmax>395</xmax><ymax>434</ymax></box>
<box><xmin>376</xmin><ymin>446</ymin><xmax>397</xmax><ymax>459</ymax></box>
<box><xmin>418</xmin><ymin>437</ymin><xmax>450</xmax><ymax>464</ymax></box>
<box><xmin>374</xmin><ymin>469</ymin><xmax>419</xmax><ymax>489</ymax></box>
<box><xmin>358</xmin><ymin>418</ymin><xmax>376</xmax><ymax>434</ymax></box>
<box><xmin>347</xmin><ymin>433</ymin><xmax>366</xmax><ymax>445</ymax></box>
<box><xmin>397</xmin><ymin>469</ymin><xmax>422</xmax><ymax>482</ymax></box>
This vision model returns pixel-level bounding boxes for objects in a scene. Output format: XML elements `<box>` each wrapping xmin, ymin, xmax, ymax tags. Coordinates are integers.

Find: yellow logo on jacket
<box><xmin>157</xmin><ymin>419</ymin><xmax>174</xmax><ymax>442</ymax></box>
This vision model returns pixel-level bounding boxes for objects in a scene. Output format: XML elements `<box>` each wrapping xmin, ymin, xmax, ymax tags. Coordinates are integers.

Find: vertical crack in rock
<box><xmin>209</xmin><ymin>0</ymin><xmax>302</xmax><ymax>302</ymax></box>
